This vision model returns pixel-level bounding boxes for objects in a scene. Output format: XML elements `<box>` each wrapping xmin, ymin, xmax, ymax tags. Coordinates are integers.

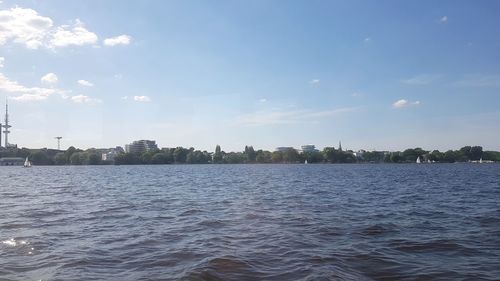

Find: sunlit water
<box><xmin>1</xmin><ymin>164</ymin><xmax>499</xmax><ymax>281</ymax></box>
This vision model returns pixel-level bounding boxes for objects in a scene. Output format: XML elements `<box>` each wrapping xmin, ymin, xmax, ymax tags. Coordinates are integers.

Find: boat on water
<box><xmin>416</xmin><ymin>156</ymin><xmax>421</xmax><ymax>164</ymax></box>
<box><xmin>23</xmin><ymin>157</ymin><xmax>32</xmax><ymax>168</ymax></box>
<box><xmin>304</xmin><ymin>159</ymin><xmax>308</xmax><ymax>164</ymax></box>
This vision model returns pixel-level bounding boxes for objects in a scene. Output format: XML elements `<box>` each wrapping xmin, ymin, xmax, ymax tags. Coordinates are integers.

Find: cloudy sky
<box><xmin>1</xmin><ymin>0</ymin><xmax>499</xmax><ymax>151</ymax></box>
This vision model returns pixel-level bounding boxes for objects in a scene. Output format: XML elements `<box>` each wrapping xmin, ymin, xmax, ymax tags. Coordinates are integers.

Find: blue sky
<box><xmin>0</xmin><ymin>0</ymin><xmax>499</xmax><ymax>151</ymax></box>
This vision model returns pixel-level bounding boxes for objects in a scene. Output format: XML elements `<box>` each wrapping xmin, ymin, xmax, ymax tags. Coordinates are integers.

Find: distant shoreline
<box><xmin>0</xmin><ymin>145</ymin><xmax>498</xmax><ymax>166</ymax></box>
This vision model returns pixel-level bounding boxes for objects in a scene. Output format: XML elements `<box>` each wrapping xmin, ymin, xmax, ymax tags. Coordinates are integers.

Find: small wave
<box><xmin>180</xmin><ymin>209</ymin><xmax>203</xmax><ymax>216</ymax></box>
<box><xmin>182</xmin><ymin>256</ymin><xmax>261</xmax><ymax>281</ymax></box>
<box><xmin>197</xmin><ymin>219</ymin><xmax>227</xmax><ymax>228</ymax></box>
<box><xmin>2</xmin><ymin>238</ymin><xmax>29</xmax><ymax>247</ymax></box>
<box><xmin>356</xmin><ymin>223</ymin><xmax>399</xmax><ymax>236</ymax></box>
<box><xmin>391</xmin><ymin>239</ymin><xmax>479</xmax><ymax>255</ymax></box>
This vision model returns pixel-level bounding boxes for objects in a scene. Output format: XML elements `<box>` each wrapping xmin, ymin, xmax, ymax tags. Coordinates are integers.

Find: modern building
<box><xmin>102</xmin><ymin>146</ymin><xmax>125</xmax><ymax>161</ymax></box>
<box><xmin>301</xmin><ymin>145</ymin><xmax>318</xmax><ymax>153</ymax></box>
<box><xmin>125</xmin><ymin>140</ymin><xmax>158</xmax><ymax>154</ymax></box>
<box><xmin>275</xmin><ymin>147</ymin><xmax>296</xmax><ymax>152</ymax></box>
<box><xmin>0</xmin><ymin>157</ymin><xmax>24</xmax><ymax>166</ymax></box>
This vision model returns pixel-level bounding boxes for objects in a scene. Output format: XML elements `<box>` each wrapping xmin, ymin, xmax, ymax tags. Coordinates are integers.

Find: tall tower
<box><xmin>2</xmin><ymin>100</ymin><xmax>11</xmax><ymax>147</ymax></box>
<box><xmin>55</xmin><ymin>137</ymin><xmax>62</xmax><ymax>150</ymax></box>
<box><xmin>338</xmin><ymin>140</ymin><xmax>342</xmax><ymax>151</ymax></box>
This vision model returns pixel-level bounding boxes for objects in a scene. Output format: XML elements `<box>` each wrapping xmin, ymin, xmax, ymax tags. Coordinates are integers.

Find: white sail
<box><xmin>24</xmin><ymin>157</ymin><xmax>32</xmax><ymax>167</ymax></box>
<box><xmin>416</xmin><ymin>156</ymin><xmax>421</xmax><ymax>164</ymax></box>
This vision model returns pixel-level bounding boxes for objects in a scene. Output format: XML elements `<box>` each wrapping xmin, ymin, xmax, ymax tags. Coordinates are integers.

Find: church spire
<box><xmin>338</xmin><ymin>140</ymin><xmax>342</xmax><ymax>151</ymax></box>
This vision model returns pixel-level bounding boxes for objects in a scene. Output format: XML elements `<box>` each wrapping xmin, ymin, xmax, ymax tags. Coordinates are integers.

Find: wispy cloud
<box><xmin>41</xmin><ymin>72</ymin><xmax>58</xmax><ymax>84</ymax></box>
<box><xmin>440</xmin><ymin>16</ymin><xmax>448</xmax><ymax>23</ymax></box>
<box><xmin>0</xmin><ymin>73</ymin><xmax>66</xmax><ymax>101</ymax></box>
<box><xmin>0</xmin><ymin>57</ymin><xmax>4</xmax><ymax>68</ymax></box>
<box><xmin>77</xmin><ymin>79</ymin><xmax>94</xmax><ymax>87</ymax></box>
<box><xmin>259</xmin><ymin>98</ymin><xmax>267</xmax><ymax>103</ymax></box>
<box><xmin>401</xmin><ymin>74</ymin><xmax>439</xmax><ymax>85</ymax></box>
<box><xmin>234</xmin><ymin>107</ymin><xmax>357</xmax><ymax>126</ymax></box>
<box><xmin>104</xmin><ymin>35</ymin><xmax>131</xmax><ymax>46</ymax></box>
<box><xmin>133</xmin><ymin>95</ymin><xmax>151</xmax><ymax>102</ymax></box>
<box><xmin>392</xmin><ymin>99</ymin><xmax>420</xmax><ymax>109</ymax></box>
<box><xmin>71</xmin><ymin>94</ymin><xmax>101</xmax><ymax>104</ymax></box>
<box><xmin>364</xmin><ymin>37</ymin><xmax>371</xmax><ymax>42</ymax></box>
<box><xmin>309</xmin><ymin>79</ymin><xmax>320</xmax><ymax>85</ymax></box>
<box><xmin>452</xmin><ymin>74</ymin><xmax>500</xmax><ymax>87</ymax></box>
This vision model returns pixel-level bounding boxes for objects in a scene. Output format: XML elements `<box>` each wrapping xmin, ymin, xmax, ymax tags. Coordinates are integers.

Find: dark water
<box><xmin>1</xmin><ymin>164</ymin><xmax>499</xmax><ymax>281</ymax></box>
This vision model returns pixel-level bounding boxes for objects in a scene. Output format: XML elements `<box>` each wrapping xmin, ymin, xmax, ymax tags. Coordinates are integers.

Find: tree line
<box><xmin>1</xmin><ymin>145</ymin><xmax>498</xmax><ymax>166</ymax></box>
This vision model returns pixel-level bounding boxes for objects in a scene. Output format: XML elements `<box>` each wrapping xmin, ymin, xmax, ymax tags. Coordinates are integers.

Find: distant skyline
<box><xmin>1</xmin><ymin>1</ymin><xmax>500</xmax><ymax>151</ymax></box>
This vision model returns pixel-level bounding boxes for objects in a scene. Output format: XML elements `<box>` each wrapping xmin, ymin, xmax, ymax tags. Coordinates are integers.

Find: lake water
<box><xmin>0</xmin><ymin>164</ymin><xmax>499</xmax><ymax>280</ymax></box>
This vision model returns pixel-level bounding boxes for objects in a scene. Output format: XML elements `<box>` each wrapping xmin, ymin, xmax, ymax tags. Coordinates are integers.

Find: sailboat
<box><xmin>23</xmin><ymin>157</ymin><xmax>32</xmax><ymax>168</ymax></box>
<box><xmin>304</xmin><ymin>159</ymin><xmax>308</xmax><ymax>164</ymax></box>
<box><xmin>479</xmin><ymin>158</ymin><xmax>483</xmax><ymax>164</ymax></box>
<box><xmin>416</xmin><ymin>156</ymin><xmax>421</xmax><ymax>164</ymax></box>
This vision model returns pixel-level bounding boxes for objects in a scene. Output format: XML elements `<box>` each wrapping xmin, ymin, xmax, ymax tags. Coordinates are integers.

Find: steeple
<box><xmin>338</xmin><ymin>140</ymin><xmax>342</xmax><ymax>151</ymax></box>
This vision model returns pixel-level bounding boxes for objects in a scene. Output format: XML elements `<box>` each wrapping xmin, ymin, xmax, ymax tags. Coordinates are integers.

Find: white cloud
<box><xmin>120</xmin><ymin>96</ymin><xmax>128</xmax><ymax>100</ymax></box>
<box><xmin>0</xmin><ymin>73</ymin><xmax>68</xmax><ymax>101</ymax></box>
<box><xmin>104</xmin><ymin>34</ymin><xmax>131</xmax><ymax>46</ymax></box>
<box><xmin>392</xmin><ymin>99</ymin><xmax>420</xmax><ymax>109</ymax></box>
<box><xmin>0</xmin><ymin>7</ymin><xmax>53</xmax><ymax>49</ymax></box>
<box><xmin>41</xmin><ymin>72</ymin><xmax>58</xmax><ymax>84</ymax></box>
<box><xmin>364</xmin><ymin>37</ymin><xmax>371</xmax><ymax>42</ymax></box>
<box><xmin>133</xmin><ymin>95</ymin><xmax>151</xmax><ymax>102</ymax></box>
<box><xmin>77</xmin><ymin>79</ymin><xmax>94</xmax><ymax>87</ymax></box>
<box><xmin>0</xmin><ymin>57</ymin><xmax>4</xmax><ymax>67</ymax></box>
<box><xmin>259</xmin><ymin>98</ymin><xmax>267</xmax><ymax>103</ymax></box>
<box><xmin>71</xmin><ymin>94</ymin><xmax>101</xmax><ymax>104</ymax></box>
<box><xmin>452</xmin><ymin>74</ymin><xmax>500</xmax><ymax>87</ymax></box>
<box><xmin>234</xmin><ymin>107</ymin><xmax>357</xmax><ymax>126</ymax></box>
<box><xmin>309</xmin><ymin>79</ymin><xmax>320</xmax><ymax>85</ymax></box>
<box><xmin>401</xmin><ymin>74</ymin><xmax>440</xmax><ymax>85</ymax></box>
<box><xmin>440</xmin><ymin>16</ymin><xmax>448</xmax><ymax>23</ymax></box>
<box><xmin>0</xmin><ymin>7</ymin><xmax>99</xmax><ymax>49</ymax></box>
<box><xmin>49</xmin><ymin>19</ymin><xmax>98</xmax><ymax>48</ymax></box>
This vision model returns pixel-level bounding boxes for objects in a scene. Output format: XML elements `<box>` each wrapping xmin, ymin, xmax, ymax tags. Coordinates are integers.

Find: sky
<box><xmin>0</xmin><ymin>0</ymin><xmax>499</xmax><ymax>152</ymax></box>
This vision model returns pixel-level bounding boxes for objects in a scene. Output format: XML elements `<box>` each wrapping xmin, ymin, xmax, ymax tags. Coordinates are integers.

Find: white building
<box><xmin>301</xmin><ymin>145</ymin><xmax>318</xmax><ymax>153</ymax></box>
<box><xmin>125</xmin><ymin>140</ymin><xmax>158</xmax><ymax>154</ymax></box>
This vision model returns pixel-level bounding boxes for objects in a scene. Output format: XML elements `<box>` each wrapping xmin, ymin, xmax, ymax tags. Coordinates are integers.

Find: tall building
<box><xmin>125</xmin><ymin>140</ymin><xmax>158</xmax><ymax>154</ymax></box>
<box><xmin>301</xmin><ymin>145</ymin><xmax>318</xmax><ymax>153</ymax></box>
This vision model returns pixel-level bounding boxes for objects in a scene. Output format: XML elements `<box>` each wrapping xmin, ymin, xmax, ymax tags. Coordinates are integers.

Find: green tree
<box><xmin>54</xmin><ymin>152</ymin><xmax>67</xmax><ymax>165</ymax></box>
<box><xmin>70</xmin><ymin>152</ymin><xmax>85</xmax><ymax>165</ymax></box>
<box><xmin>31</xmin><ymin>151</ymin><xmax>51</xmax><ymax>165</ymax></box>
<box><xmin>87</xmin><ymin>153</ymin><xmax>101</xmax><ymax>165</ymax></box>
<box><xmin>271</xmin><ymin>151</ymin><xmax>283</xmax><ymax>163</ymax></box>
<box><xmin>213</xmin><ymin>145</ymin><xmax>223</xmax><ymax>164</ymax></box>
<box><xmin>256</xmin><ymin>150</ymin><xmax>272</xmax><ymax>163</ymax></box>
<box><xmin>244</xmin><ymin>145</ymin><xmax>257</xmax><ymax>163</ymax></box>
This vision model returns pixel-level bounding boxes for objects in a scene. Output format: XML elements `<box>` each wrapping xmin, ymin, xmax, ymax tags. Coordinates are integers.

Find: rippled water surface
<box><xmin>1</xmin><ymin>164</ymin><xmax>499</xmax><ymax>280</ymax></box>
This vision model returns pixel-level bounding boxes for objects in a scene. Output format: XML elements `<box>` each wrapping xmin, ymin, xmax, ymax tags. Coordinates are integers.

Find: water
<box><xmin>1</xmin><ymin>164</ymin><xmax>499</xmax><ymax>281</ymax></box>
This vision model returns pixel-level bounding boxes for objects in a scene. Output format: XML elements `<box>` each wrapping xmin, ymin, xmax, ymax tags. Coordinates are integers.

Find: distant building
<box><xmin>0</xmin><ymin>157</ymin><xmax>24</xmax><ymax>166</ymax></box>
<box><xmin>353</xmin><ymin>149</ymin><xmax>366</xmax><ymax>159</ymax></box>
<box><xmin>275</xmin><ymin>147</ymin><xmax>296</xmax><ymax>152</ymax></box>
<box><xmin>125</xmin><ymin>140</ymin><xmax>158</xmax><ymax>154</ymax></box>
<box><xmin>102</xmin><ymin>146</ymin><xmax>125</xmax><ymax>161</ymax></box>
<box><xmin>301</xmin><ymin>145</ymin><xmax>318</xmax><ymax>153</ymax></box>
